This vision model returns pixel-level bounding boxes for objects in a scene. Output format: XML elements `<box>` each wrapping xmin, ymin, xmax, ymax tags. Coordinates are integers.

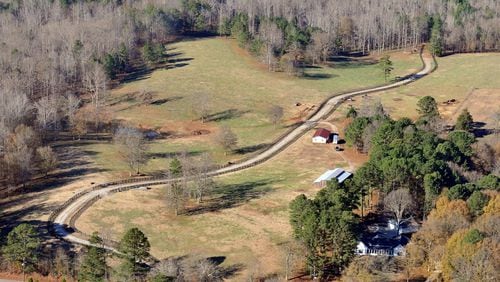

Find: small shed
<box><xmin>312</xmin><ymin>128</ymin><xmax>331</xmax><ymax>144</ymax></box>
<box><xmin>332</xmin><ymin>134</ymin><xmax>339</xmax><ymax>144</ymax></box>
<box><xmin>313</xmin><ymin>168</ymin><xmax>345</xmax><ymax>187</ymax></box>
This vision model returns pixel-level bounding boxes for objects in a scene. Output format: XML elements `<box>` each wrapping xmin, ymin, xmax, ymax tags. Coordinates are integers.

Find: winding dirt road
<box><xmin>52</xmin><ymin>52</ymin><xmax>435</xmax><ymax>252</ymax></box>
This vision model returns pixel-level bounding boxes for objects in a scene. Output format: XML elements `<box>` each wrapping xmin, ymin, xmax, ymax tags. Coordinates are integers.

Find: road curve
<box><xmin>52</xmin><ymin>52</ymin><xmax>435</xmax><ymax>252</ymax></box>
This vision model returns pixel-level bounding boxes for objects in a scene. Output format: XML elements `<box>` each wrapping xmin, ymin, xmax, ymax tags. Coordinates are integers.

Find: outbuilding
<box><xmin>313</xmin><ymin>168</ymin><xmax>353</xmax><ymax>187</ymax></box>
<box><xmin>332</xmin><ymin>134</ymin><xmax>339</xmax><ymax>144</ymax></box>
<box><xmin>312</xmin><ymin>128</ymin><xmax>331</xmax><ymax>144</ymax></box>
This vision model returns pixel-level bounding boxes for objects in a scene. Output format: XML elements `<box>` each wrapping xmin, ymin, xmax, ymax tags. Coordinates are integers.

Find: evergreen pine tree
<box><xmin>78</xmin><ymin>232</ymin><xmax>107</xmax><ymax>282</ymax></box>
<box><xmin>455</xmin><ymin>109</ymin><xmax>474</xmax><ymax>131</ymax></box>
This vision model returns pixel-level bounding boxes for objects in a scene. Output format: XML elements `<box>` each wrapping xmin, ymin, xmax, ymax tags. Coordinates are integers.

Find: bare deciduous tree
<box><xmin>267</xmin><ymin>105</ymin><xmax>284</xmax><ymax>127</ymax></box>
<box><xmin>0</xmin><ymin>121</ymin><xmax>9</xmax><ymax>153</ymax></box>
<box><xmin>165</xmin><ymin>180</ymin><xmax>186</xmax><ymax>216</ymax></box>
<box><xmin>149</xmin><ymin>258</ymin><xmax>182</xmax><ymax>280</ymax></box>
<box><xmin>0</xmin><ymin>91</ymin><xmax>32</xmax><ymax>130</ymax></box>
<box><xmin>195</xmin><ymin>259</ymin><xmax>223</xmax><ymax>282</ymax></box>
<box><xmin>34</xmin><ymin>95</ymin><xmax>59</xmax><ymax>132</ymax></box>
<box><xmin>83</xmin><ymin>63</ymin><xmax>108</xmax><ymax>131</ymax></box>
<box><xmin>65</xmin><ymin>93</ymin><xmax>81</xmax><ymax>129</ymax></box>
<box><xmin>384</xmin><ymin>188</ymin><xmax>414</xmax><ymax>233</ymax></box>
<box><xmin>259</xmin><ymin>21</ymin><xmax>284</xmax><ymax>71</ymax></box>
<box><xmin>4</xmin><ymin>125</ymin><xmax>38</xmax><ymax>187</ymax></box>
<box><xmin>310</xmin><ymin>31</ymin><xmax>335</xmax><ymax>64</ymax></box>
<box><xmin>191</xmin><ymin>93</ymin><xmax>212</xmax><ymax>123</ymax></box>
<box><xmin>36</xmin><ymin>146</ymin><xmax>58</xmax><ymax>176</ymax></box>
<box><xmin>192</xmin><ymin>153</ymin><xmax>216</xmax><ymax>204</ymax></box>
<box><xmin>114</xmin><ymin>126</ymin><xmax>149</xmax><ymax>175</ymax></box>
<box><xmin>213</xmin><ymin>125</ymin><xmax>238</xmax><ymax>154</ymax></box>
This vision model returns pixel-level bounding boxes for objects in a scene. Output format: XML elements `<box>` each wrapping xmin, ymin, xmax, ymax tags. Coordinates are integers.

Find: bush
<box><xmin>463</xmin><ymin>229</ymin><xmax>484</xmax><ymax>244</ymax></box>
<box><xmin>447</xmin><ymin>183</ymin><xmax>475</xmax><ymax>200</ymax></box>
<box><xmin>467</xmin><ymin>191</ymin><xmax>490</xmax><ymax>216</ymax></box>
<box><xmin>476</xmin><ymin>174</ymin><xmax>500</xmax><ymax>191</ymax></box>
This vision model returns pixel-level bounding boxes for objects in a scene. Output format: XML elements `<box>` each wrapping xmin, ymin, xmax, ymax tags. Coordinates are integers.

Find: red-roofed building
<box><xmin>312</xmin><ymin>128</ymin><xmax>331</xmax><ymax>144</ymax></box>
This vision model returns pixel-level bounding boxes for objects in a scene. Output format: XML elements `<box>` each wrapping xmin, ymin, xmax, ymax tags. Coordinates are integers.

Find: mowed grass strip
<box><xmin>89</xmin><ymin>37</ymin><xmax>420</xmax><ymax>175</ymax></box>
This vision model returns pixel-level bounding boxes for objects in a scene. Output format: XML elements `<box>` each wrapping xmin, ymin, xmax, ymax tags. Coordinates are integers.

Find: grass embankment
<box><xmin>85</xmin><ymin>37</ymin><xmax>421</xmax><ymax>176</ymax></box>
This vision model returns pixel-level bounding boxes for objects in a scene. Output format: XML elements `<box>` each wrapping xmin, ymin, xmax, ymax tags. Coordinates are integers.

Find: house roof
<box><xmin>313</xmin><ymin>128</ymin><xmax>331</xmax><ymax>139</ymax></box>
<box><xmin>337</xmin><ymin>171</ymin><xmax>352</xmax><ymax>183</ymax></box>
<box><xmin>360</xmin><ymin>235</ymin><xmax>410</xmax><ymax>249</ymax></box>
<box><xmin>314</xmin><ymin>168</ymin><xmax>344</xmax><ymax>183</ymax></box>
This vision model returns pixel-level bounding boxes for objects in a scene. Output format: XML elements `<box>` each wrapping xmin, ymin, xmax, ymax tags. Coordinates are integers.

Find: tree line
<box><xmin>1</xmin><ymin>0</ymin><xmax>497</xmax><ymax>190</ymax></box>
<box><xmin>207</xmin><ymin>0</ymin><xmax>499</xmax><ymax>65</ymax></box>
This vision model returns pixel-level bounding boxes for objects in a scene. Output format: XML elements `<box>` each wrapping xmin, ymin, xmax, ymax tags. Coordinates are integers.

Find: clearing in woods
<box><xmin>84</xmin><ymin>37</ymin><xmax>421</xmax><ymax>176</ymax></box>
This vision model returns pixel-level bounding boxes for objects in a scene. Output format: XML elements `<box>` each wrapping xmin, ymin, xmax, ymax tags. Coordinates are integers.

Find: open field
<box><xmin>76</xmin><ymin>124</ymin><xmax>359</xmax><ymax>279</ymax></box>
<box><xmin>335</xmin><ymin>53</ymin><xmax>500</xmax><ymax>123</ymax></box>
<box><xmin>89</xmin><ymin>37</ymin><xmax>421</xmax><ymax>176</ymax></box>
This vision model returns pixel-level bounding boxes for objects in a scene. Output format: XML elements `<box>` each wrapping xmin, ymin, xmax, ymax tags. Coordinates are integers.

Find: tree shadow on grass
<box><xmin>1</xmin><ymin>143</ymin><xmax>107</xmax><ymax>198</ymax></box>
<box><xmin>166</xmin><ymin>51</ymin><xmax>183</xmax><ymax>58</ymax></box>
<box><xmin>185</xmin><ymin>179</ymin><xmax>274</xmax><ymax>215</ymax></box>
<box><xmin>302</xmin><ymin>72</ymin><xmax>335</xmax><ymax>80</ymax></box>
<box><xmin>234</xmin><ymin>143</ymin><xmax>270</xmax><ymax>155</ymax></box>
<box><xmin>108</xmin><ymin>91</ymin><xmax>143</xmax><ymax>107</ymax></box>
<box><xmin>165</xmin><ymin>62</ymin><xmax>190</xmax><ymax>70</ymax></box>
<box><xmin>0</xmin><ymin>208</ymin><xmax>53</xmax><ymax>240</ymax></box>
<box><xmin>219</xmin><ymin>263</ymin><xmax>245</xmax><ymax>279</ymax></box>
<box><xmin>168</xmin><ymin>57</ymin><xmax>193</xmax><ymax>64</ymax></box>
<box><xmin>150</xmin><ymin>96</ymin><xmax>183</xmax><ymax>105</ymax></box>
<box><xmin>148</xmin><ymin>150</ymin><xmax>204</xmax><ymax>160</ymax></box>
<box><xmin>204</xmin><ymin>109</ymin><xmax>250</xmax><ymax>122</ymax></box>
<box><xmin>121</xmin><ymin>66</ymin><xmax>154</xmax><ymax>83</ymax></box>
<box><xmin>472</xmin><ymin>122</ymin><xmax>494</xmax><ymax>138</ymax></box>
<box><xmin>326</xmin><ymin>56</ymin><xmax>377</xmax><ymax>69</ymax></box>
